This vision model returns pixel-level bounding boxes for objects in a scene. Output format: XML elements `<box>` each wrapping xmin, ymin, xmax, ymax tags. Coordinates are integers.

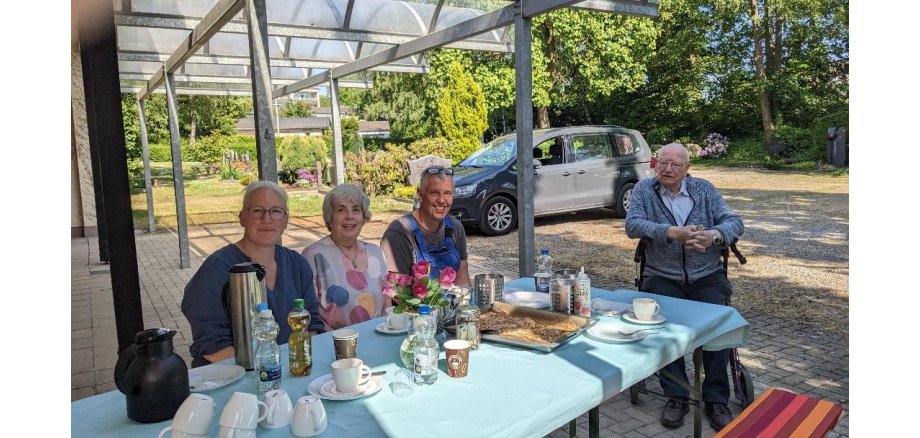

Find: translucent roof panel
<box><xmin>114</xmin><ymin>0</ymin><xmax>658</xmax><ymax>97</ymax></box>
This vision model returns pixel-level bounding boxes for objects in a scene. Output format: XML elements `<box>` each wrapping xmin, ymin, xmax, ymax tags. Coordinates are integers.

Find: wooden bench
<box><xmin>714</xmin><ymin>387</ymin><xmax>843</xmax><ymax>438</ymax></box>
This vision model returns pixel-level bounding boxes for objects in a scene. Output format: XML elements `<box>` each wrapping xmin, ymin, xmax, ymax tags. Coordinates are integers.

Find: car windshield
<box><xmin>457</xmin><ymin>136</ymin><xmax>516</xmax><ymax>167</ymax></box>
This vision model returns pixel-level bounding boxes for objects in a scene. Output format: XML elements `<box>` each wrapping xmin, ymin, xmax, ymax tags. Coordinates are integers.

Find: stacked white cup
<box><xmin>218</xmin><ymin>392</ymin><xmax>268</xmax><ymax>438</ymax></box>
<box><xmin>158</xmin><ymin>393</ymin><xmax>217</xmax><ymax>438</ymax></box>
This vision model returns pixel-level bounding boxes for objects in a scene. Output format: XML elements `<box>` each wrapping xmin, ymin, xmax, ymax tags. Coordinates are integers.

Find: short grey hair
<box><xmin>418</xmin><ymin>168</ymin><xmax>454</xmax><ymax>192</ymax></box>
<box><xmin>659</xmin><ymin>143</ymin><xmax>690</xmax><ymax>162</ymax></box>
<box><xmin>322</xmin><ymin>183</ymin><xmax>372</xmax><ymax>230</ymax></box>
<box><xmin>242</xmin><ymin>180</ymin><xmax>289</xmax><ymax>210</ymax></box>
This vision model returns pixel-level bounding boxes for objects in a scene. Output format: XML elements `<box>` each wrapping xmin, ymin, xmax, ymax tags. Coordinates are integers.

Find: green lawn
<box><xmin>131</xmin><ymin>163</ymin><xmax>411</xmax><ymax>229</ymax></box>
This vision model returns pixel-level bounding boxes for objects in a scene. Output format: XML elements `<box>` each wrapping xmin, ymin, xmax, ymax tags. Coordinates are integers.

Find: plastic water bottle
<box><xmin>574</xmin><ymin>266</ymin><xmax>592</xmax><ymax>318</ymax></box>
<box><xmin>287</xmin><ymin>298</ymin><xmax>312</xmax><ymax>377</ymax></box>
<box><xmin>254</xmin><ymin>308</ymin><xmax>282</xmax><ymax>393</ymax></box>
<box><xmin>412</xmin><ymin>305</ymin><xmax>439</xmax><ymax>385</ymax></box>
<box><xmin>534</xmin><ymin>248</ymin><xmax>553</xmax><ymax>293</ymax></box>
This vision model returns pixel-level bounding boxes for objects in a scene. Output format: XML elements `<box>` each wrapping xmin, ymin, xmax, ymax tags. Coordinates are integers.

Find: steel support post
<box><xmin>76</xmin><ymin>0</ymin><xmax>144</xmax><ymax>351</ymax></box>
<box><xmin>329</xmin><ymin>78</ymin><xmax>345</xmax><ymax>185</ymax></box>
<box><xmin>514</xmin><ymin>3</ymin><xmax>535</xmax><ymax>277</ymax></box>
<box><xmin>246</xmin><ymin>0</ymin><xmax>278</xmax><ymax>182</ymax></box>
<box><xmin>165</xmin><ymin>72</ymin><xmax>191</xmax><ymax>269</ymax></box>
<box><xmin>694</xmin><ymin>347</ymin><xmax>703</xmax><ymax>438</ymax></box>
<box><xmin>138</xmin><ymin>99</ymin><xmax>156</xmax><ymax>233</ymax></box>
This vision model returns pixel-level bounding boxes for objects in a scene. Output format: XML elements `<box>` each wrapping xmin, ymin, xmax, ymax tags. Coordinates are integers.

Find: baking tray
<box><xmin>448</xmin><ymin>302</ymin><xmax>599</xmax><ymax>353</ymax></box>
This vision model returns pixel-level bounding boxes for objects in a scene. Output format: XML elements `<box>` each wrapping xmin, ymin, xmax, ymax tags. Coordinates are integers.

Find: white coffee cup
<box><xmin>219</xmin><ymin>392</ymin><xmax>268</xmax><ymax>431</ymax></box>
<box><xmin>259</xmin><ymin>389</ymin><xmax>294</xmax><ymax>429</ymax></box>
<box><xmin>330</xmin><ymin>358</ymin><xmax>372</xmax><ymax>393</ymax></box>
<box><xmin>633</xmin><ymin>297</ymin><xmax>661</xmax><ymax>321</ymax></box>
<box><xmin>292</xmin><ymin>395</ymin><xmax>328</xmax><ymax>437</ymax></box>
<box><xmin>217</xmin><ymin>426</ymin><xmax>256</xmax><ymax>438</ymax></box>
<box><xmin>158</xmin><ymin>393</ymin><xmax>216</xmax><ymax>438</ymax></box>
<box><xmin>385</xmin><ymin>306</ymin><xmax>408</xmax><ymax>330</ymax></box>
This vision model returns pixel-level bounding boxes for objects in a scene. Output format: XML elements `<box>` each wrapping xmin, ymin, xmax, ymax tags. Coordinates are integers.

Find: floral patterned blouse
<box><xmin>301</xmin><ymin>236</ymin><xmax>388</xmax><ymax>332</ymax></box>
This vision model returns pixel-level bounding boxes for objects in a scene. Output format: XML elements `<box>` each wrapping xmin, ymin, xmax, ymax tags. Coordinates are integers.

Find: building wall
<box><xmin>72</xmin><ymin>25</ymin><xmax>97</xmax><ymax>237</ymax></box>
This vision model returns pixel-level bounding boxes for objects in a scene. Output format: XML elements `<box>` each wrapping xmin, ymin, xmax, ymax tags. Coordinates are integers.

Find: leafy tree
<box><xmin>280</xmin><ymin>99</ymin><xmax>314</xmax><ymax>118</ymax></box>
<box><xmin>279</xmin><ymin>136</ymin><xmax>328</xmax><ymax>172</ymax></box>
<box><xmin>322</xmin><ymin>116</ymin><xmax>364</xmax><ymax>154</ymax></box>
<box><xmin>177</xmin><ymin>95</ymin><xmax>251</xmax><ymax>143</ymax></box>
<box><xmin>435</xmin><ymin>62</ymin><xmax>489</xmax><ymax>161</ymax></box>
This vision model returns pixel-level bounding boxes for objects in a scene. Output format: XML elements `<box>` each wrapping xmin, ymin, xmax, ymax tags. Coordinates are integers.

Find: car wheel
<box><xmin>480</xmin><ymin>196</ymin><xmax>517</xmax><ymax>236</ymax></box>
<box><xmin>613</xmin><ymin>182</ymin><xmax>635</xmax><ymax>218</ymax></box>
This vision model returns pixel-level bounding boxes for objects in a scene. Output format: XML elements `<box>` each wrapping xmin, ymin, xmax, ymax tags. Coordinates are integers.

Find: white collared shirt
<box><xmin>659</xmin><ymin>179</ymin><xmax>693</xmax><ymax>226</ymax></box>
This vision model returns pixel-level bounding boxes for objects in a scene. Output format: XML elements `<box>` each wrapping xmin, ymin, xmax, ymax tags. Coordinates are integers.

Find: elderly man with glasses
<box><xmin>625</xmin><ymin>143</ymin><xmax>745</xmax><ymax>431</ymax></box>
<box><xmin>182</xmin><ymin>181</ymin><xmax>323</xmax><ymax>367</ymax></box>
<box><xmin>381</xmin><ymin>166</ymin><xmax>471</xmax><ymax>286</ymax></box>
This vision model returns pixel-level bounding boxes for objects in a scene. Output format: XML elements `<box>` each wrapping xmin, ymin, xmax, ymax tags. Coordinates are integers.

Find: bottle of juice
<box><xmin>287</xmin><ymin>299</ymin><xmax>312</xmax><ymax>376</ymax></box>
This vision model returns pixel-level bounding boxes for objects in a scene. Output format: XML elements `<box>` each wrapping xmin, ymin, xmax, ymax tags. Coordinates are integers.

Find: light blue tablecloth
<box><xmin>72</xmin><ymin>278</ymin><xmax>749</xmax><ymax>437</ymax></box>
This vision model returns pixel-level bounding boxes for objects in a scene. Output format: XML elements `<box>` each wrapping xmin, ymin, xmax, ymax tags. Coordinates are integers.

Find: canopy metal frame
<box><xmin>76</xmin><ymin>0</ymin><xmax>658</xmax><ymax>355</ymax></box>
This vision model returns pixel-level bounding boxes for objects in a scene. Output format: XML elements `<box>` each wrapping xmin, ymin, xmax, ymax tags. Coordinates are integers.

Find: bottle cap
<box><xmin>256</xmin><ymin>303</ymin><xmax>268</xmax><ymax>312</ymax></box>
<box><xmin>293</xmin><ymin>298</ymin><xmax>305</xmax><ymax>309</ymax></box>
<box><xmin>419</xmin><ymin>305</ymin><xmax>431</xmax><ymax>315</ymax></box>
<box><xmin>540</xmin><ymin>248</ymin><xmax>550</xmax><ymax>255</ymax></box>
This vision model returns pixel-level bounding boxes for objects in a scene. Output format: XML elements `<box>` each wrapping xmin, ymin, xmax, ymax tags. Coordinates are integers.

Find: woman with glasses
<box><xmin>301</xmin><ymin>184</ymin><xmax>390</xmax><ymax>331</ymax></box>
<box><xmin>181</xmin><ymin>181</ymin><xmax>324</xmax><ymax>367</ymax></box>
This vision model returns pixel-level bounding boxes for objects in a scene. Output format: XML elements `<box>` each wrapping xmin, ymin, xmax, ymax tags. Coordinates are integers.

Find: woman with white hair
<box><xmin>302</xmin><ymin>184</ymin><xmax>390</xmax><ymax>331</ymax></box>
<box><xmin>182</xmin><ymin>181</ymin><xmax>323</xmax><ymax>367</ymax></box>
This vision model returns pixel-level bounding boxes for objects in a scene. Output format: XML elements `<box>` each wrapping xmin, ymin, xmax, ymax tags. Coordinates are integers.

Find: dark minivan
<box><xmin>449</xmin><ymin>125</ymin><xmax>655</xmax><ymax>235</ymax></box>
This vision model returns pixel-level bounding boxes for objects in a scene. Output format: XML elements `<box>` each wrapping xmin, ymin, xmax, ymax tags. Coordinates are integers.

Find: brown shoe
<box><xmin>706</xmin><ymin>402</ymin><xmax>734</xmax><ymax>431</ymax></box>
<box><xmin>660</xmin><ymin>398</ymin><xmax>690</xmax><ymax>428</ymax></box>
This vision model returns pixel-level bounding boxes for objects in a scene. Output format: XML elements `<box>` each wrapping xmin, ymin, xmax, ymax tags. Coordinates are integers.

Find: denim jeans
<box><xmin>640</xmin><ymin>271</ymin><xmax>733</xmax><ymax>403</ymax></box>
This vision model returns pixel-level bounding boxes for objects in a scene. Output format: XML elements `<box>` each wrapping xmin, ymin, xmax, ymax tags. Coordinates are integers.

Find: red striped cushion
<box><xmin>715</xmin><ymin>388</ymin><xmax>843</xmax><ymax>438</ymax></box>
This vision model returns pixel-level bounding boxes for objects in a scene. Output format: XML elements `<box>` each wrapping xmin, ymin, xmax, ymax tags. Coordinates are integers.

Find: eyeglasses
<box><xmin>244</xmin><ymin>206</ymin><xmax>287</xmax><ymax>220</ymax></box>
<box><xmin>424</xmin><ymin>166</ymin><xmax>454</xmax><ymax>176</ymax></box>
<box><xmin>657</xmin><ymin>161</ymin><xmax>687</xmax><ymax>170</ymax></box>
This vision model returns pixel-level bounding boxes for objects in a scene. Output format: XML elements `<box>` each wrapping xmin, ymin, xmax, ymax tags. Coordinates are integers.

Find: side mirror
<box><xmin>532</xmin><ymin>159</ymin><xmax>542</xmax><ymax>169</ymax></box>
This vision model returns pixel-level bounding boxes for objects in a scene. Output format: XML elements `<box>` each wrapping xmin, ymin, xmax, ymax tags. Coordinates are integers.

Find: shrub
<box><xmin>220</xmin><ymin>162</ymin><xmax>242</xmax><ymax>180</ymax></box>
<box><xmin>186</xmin><ymin>134</ymin><xmax>226</xmax><ymax>164</ymax></box>
<box><xmin>148</xmin><ymin>143</ymin><xmax>173</xmax><ymax>161</ymax></box>
<box><xmin>239</xmin><ymin>174</ymin><xmax>252</xmax><ymax>186</ymax></box>
<box><xmin>700</xmin><ymin>133</ymin><xmax>729</xmax><ymax>159</ymax></box>
<box><xmin>279</xmin><ymin>136</ymin><xmax>328</xmax><ymax>174</ymax></box>
<box><xmin>684</xmin><ymin>143</ymin><xmax>702</xmax><ymax>159</ymax></box>
<box><xmin>393</xmin><ymin>185</ymin><xmax>417</xmax><ymax>199</ymax></box>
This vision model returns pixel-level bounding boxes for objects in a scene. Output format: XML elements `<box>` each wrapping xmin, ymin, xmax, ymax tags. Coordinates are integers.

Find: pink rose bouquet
<box><xmin>382</xmin><ymin>261</ymin><xmax>455</xmax><ymax>314</ymax></box>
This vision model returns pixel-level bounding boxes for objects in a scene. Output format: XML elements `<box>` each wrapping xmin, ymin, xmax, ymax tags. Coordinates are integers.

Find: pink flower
<box><xmin>384</xmin><ymin>272</ymin><xmax>400</xmax><ymax>286</ymax></box>
<box><xmin>397</xmin><ymin>275</ymin><xmax>413</xmax><ymax>288</ymax></box>
<box><xmin>412</xmin><ymin>261</ymin><xmax>430</xmax><ymax>280</ymax></box>
<box><xmin>438</xmin><ymin>267</ymin><xmax>457</xmax><ymax>288</ymax></box>
<box><xmin>382</xmin><ymin>283</ymin><xmax>396</xmax><ymax>298</ymax></box>
<box><xmin>412</xmin><ymin>281</ymin><xmax>428</xmax><ymax>299</ymax></box>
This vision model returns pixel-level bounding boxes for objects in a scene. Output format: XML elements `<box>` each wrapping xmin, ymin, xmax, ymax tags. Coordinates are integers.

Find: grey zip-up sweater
<box><xmin>625</xmin><ymin>175</ymin><xmax>744</xmax><ymax>284</ymax></box>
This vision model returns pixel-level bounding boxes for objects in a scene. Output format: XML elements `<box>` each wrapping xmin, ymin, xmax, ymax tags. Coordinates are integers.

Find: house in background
<box><xmin>235</xmin><ymin>117</ymin><xmax>390</xmax><ymax>139</ymax></box>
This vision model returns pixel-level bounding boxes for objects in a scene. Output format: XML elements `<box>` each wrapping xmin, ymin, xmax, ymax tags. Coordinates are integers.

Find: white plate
<box><xmin>188</xmin><ymin>364</ymin><xmax>245</xmax><ymax>392</ymax></box>
<box><xmin>622</xmin><ymin>312</ymin><xmax>666</xmax><ymax>325</ymax></box>
<box><xmin>375</xmin><ymin>322</ymin><xmax>408</xmax><ymax>335</ymax></box>
<box><xmin>586</xmin><ymin>322</ymin><xmax>650</xmax><ymax>343</ymax></box>
<box><xmin>308</xmin><ymin>374</ymin><xmax>384</xmax><ymax>401</ymax></box>
<box><xmin>502</xmin><ymin>291</ymin><xmax>550</xmax><ymax>309</ymax></box>
<box><xmin>590</xmin><ymin>299</ymin><xmax>632</xmax><ymax>316</ymax></box>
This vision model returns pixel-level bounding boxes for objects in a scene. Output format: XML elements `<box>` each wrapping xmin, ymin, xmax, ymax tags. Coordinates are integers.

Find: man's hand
<box><xmin>683</xmin><ymin>228</ymin><xmax>713</xmax><ymax>253</ymax></box>
<box><xmin>667</xmin><ymin>225</ymin><xmax>700</xmax><ymax>244</ymax></box>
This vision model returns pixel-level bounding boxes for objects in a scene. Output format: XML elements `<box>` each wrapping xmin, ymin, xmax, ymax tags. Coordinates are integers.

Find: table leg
<box><xmin>568</xmin><ymin>418</ymin><xmax>576</xmax><ymax>437</ymax></box>
<box><xmin>589</xmin><ymin>406</ymin><xmax>599</xmax><ymax>438</ymax></box>
<box><xmin>693</xmin><ymin>347</ymin><xmax>703</xmax><ymax>438</ymax></box>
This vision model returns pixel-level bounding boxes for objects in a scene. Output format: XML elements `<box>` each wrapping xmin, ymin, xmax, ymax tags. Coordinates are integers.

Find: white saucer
<box><xmin>586</xmin><ymin>322</ymin><xmax>650</xmax><ymax>343</ymax></box>
<box><xmin>188</xmin><ymin>364</ymin><xmax>245</xmax><ymax>392</ymax></box>
<box><xmin>622</xmin><ymin>312</ymin><xmax>666</xmax><ymax>325</ymax></box>
<box><xmin>375</xmin><ymin>322</ymin><xmax>408</xmax><ymax>335</ymax></box>
<box><xmin>308</xmin><ymin>374</ymin><xmax>384</xmax><ymax>401</ymax></box>
<box><xmin>503</xmin><ymin>291</ymin><xmax>550</xmax><ymax>309</ymax></box>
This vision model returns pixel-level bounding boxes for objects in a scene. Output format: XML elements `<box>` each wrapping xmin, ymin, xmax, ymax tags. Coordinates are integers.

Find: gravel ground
<box><xmin>360</xmin><ymin>166</ymin><xmax>849</xmax><ymax>335</ymax></box>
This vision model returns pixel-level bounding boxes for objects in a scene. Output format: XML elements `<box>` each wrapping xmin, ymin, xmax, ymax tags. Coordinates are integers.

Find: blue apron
<box><xmin>405</xmin><ymin>215</ymin><xmax>461</xmax><ymax>279</ymax></box>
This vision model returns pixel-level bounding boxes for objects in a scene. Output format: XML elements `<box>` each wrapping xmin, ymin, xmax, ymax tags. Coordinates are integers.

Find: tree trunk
<box><xmin>537</xmin><ymin>107</ymin><xmax>550</xmax><ymax>129</ymax></box>
<box><xmin>190</xmin><ymin>113</ymin><xmax>197</xmax><ymax>144</ymax></box>
<box><xmin>749</xmin><ymin>0</ymin><xmax>775</xmax><ymax>144</ymax></box>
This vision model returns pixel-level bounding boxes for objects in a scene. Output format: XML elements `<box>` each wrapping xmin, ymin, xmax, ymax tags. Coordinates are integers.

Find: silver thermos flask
<box><xmin>227</xmin><ymin>262</ymin><xmax>267</xmax><ymax>370</ymax></box>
